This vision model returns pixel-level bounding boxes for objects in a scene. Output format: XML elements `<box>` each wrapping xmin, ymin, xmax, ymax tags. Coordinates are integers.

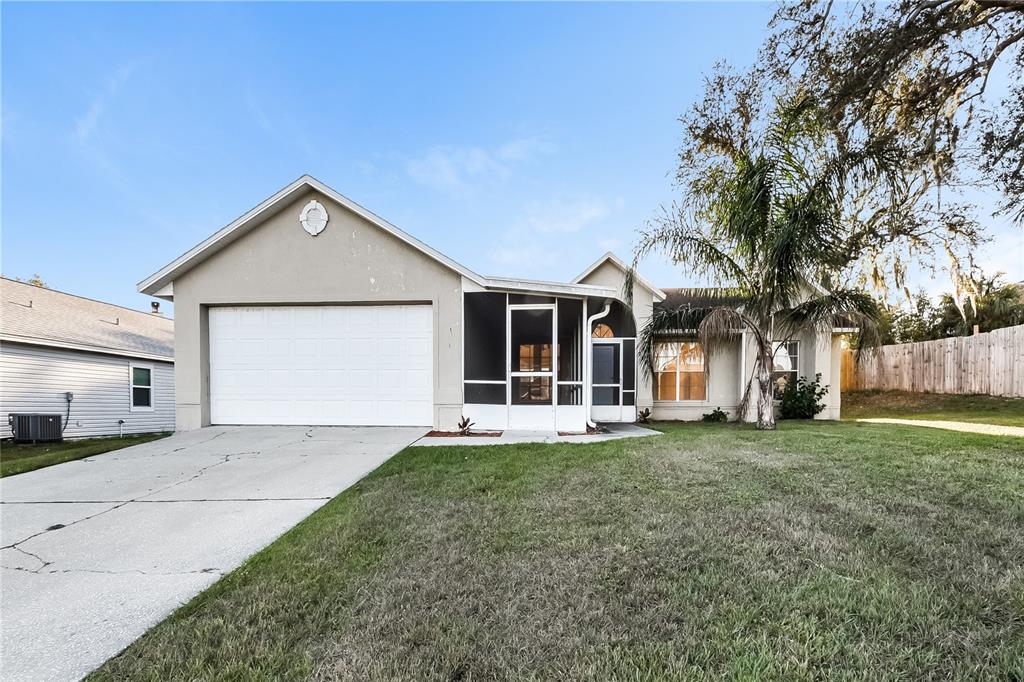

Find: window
<box><xmin>592</xmin><ymin>323</ymin><xmax>614</xmax><ymax>338</ymax></box>
<box><xmin>654</xmin><ymin>341</ymin><xmax>706</xmax><ymax>401</ymax></box>
<box><xmin>130</xmin><ymin>363</ymin><xmax>153</xmax><ymax>410</ymax></box>
<box><xmin>771</xmin><ymin>341</ymin><xmax>799</xmax><ymax>399</ymax></box>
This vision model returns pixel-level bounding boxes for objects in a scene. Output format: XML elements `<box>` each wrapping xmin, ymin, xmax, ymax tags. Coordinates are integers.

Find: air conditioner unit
<box><xmin>8</xmin><ymin>414</ymin><xmax>63</xmax><ymax>443</ymax></box>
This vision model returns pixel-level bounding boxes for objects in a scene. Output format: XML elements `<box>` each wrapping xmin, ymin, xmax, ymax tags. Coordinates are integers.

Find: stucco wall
<box><xmin>169</xmin><ymin>189</ymin><xmax>463</xmax><ymax>430</ymax></box>
<box><xmin>738</xmin><ymin>328</ymin><xmax>845</xmax><ymax>422</ymax></box>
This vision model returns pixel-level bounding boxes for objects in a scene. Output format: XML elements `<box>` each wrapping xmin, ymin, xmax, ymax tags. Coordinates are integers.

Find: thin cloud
<box><xmin>74</xmin><ymin>64</ymin><xmax>136</xmax><ymax>144</ymax></box>
<box><xmin>495</xmin><ymin>137</ymin><xmax>556</xmax><ymax>163</ymax></box>
<box><xmin>488</xmin><ymin>194</ymin><xmax>621</xmax><ymax>275</ymax></box>
<box><xmin>523</xmin><ymin>197</ymin><xmax>610</xmax><ymax>233</ymax></box>
<box><xmin>406</xmin><ymin>137</ymin><xmax>553</xmax><ymax>195</ymax></box>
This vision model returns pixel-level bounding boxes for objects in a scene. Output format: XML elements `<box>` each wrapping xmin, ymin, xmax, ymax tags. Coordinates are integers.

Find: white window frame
<box><xmin>771</xmin><ymin>340</ymin><xmax>800</xmax><ymax>400</ymax></box>
<box><xmin>129</xmin><ymin>362</ymin><xmax>154</xmax><ymax>412</ymax></box>
<box><xmin>653</xmin><ymin>340</ymin><xmax>708</xmax><ymax>403</ymax></box>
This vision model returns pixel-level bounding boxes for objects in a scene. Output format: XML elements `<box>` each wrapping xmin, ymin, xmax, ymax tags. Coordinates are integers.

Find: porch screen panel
<box><xmin>622</xmin><ymin>339</ymin><xmax>636</xmax><ymax>390</ymax></box>
<box><xmin>511</xmin><ymin>309</ymin><xmax>553</xmax><ymax>371</ymax></box>
<box><xmin>465</xmin><ymin>383</ymin><xmax>506</xmax><ymax>404</ymax></box>
<box><xmin>464</xmin><ymin>292</ymin><xmax>507</xmax><ymax>405</ymax></box>
<box><xmin>557</xmin><ymin>298</ymin><xmax>583</xmax><ymax>405</ymax></box>
<box><xmin>464</xmin><ymin>293</ymin><xmax>506</xmax><ymax>381</ymax></box>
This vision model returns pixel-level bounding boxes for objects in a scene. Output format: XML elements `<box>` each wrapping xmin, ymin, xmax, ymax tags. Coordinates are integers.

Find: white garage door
<box><xmin>209</xmin><ymin>305</ymin><xmax>433</xmax><ymax>426</ymax></box>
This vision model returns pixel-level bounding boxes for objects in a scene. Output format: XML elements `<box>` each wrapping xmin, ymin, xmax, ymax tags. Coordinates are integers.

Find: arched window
<box><xmin>592</xmin><ymin>323</ymin><xmax>614</xmax><ymax>338</ymax></box>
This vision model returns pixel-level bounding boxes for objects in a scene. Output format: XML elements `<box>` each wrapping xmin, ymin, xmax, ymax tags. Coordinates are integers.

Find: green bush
<box><xmin>702</xmin><ymin>407</ymin><xmax>728</xmax><ymax>423</ymax></box>
<box><xmin>780</xmin><ymin>373</ymin><xmax>828</xmax><ymax>419</ymax></box>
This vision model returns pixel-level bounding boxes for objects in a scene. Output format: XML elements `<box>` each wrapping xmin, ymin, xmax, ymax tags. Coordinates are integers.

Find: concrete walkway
<box><xmin>856</xmin><ymin>418</ymin><xmax>1024</xmax><ymax>438</ymax></box>
<box><xmin>0</xmin><ymin>425</ymin><xmax>423</xmax><ymax>682</ymax></box>
<box><xmin>414</xmin><ymin>422</ymin><xmax>661</xmax><ymax>447</ymax></box>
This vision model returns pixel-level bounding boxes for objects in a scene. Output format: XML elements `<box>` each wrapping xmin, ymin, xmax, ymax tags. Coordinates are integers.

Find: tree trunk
<box><xmin>755</xmin><ymin>351</ymin><xmax>776</xmax><ymax>430</ymax></box>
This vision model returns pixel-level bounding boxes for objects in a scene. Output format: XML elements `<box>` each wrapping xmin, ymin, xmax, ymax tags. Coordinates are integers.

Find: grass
<box><xmin>843</xmin><ymin>389</ymin><xmax>1024</xmax><ymax>427</ymax></box>
<box><xmin>0</xmin><ymin>432</ymin><xmax>170</xmax><ymax>477</ymax></box>
<box><xmin>91</xmin><ymin>422</ymin><xmax>1024</xmax><ymax>681</ymax></box>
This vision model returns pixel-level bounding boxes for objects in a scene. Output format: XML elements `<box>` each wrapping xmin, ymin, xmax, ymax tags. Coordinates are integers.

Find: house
<box><xmin>1</xmin><ymin>278</ymin><xmax>175</xmax><ymax>438</ymax></box>
<box><xmin>138</xmin><ymin>175</ymin><xmax>845</xmax><ymax>433</ymax></box>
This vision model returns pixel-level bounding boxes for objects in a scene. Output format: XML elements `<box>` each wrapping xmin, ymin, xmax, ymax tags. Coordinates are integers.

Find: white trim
<box><xmin>129</xmin><ymin>361</ymin><xmax>155</xmax><ymax>412</ymax></box>
<box><xmin>0</xmin><ymin>335</ymin><xmax>174</xmax><ymax>363</ymax></box>
<box><xmin>139</xmin><ymin>175</ymin><xmax>490</xmax><ymax>295</ymax></box>
<box><xmin>508</xmin><ymin>303</ymin><xmax>557</xmax><ymax>310</ymax></box>
<box><xmin>485</xmin><ymin>277</ymin><xmax>616</xmax><ymax>299</ymax></box>
<box><xmin>572</xmin><ymin>252</ymin><xmax>667</xmax><ymax>302</ymax></box>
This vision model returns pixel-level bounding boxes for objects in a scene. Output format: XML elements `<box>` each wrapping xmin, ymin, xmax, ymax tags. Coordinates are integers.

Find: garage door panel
<box><xmin>209</xmin><ymin>305</ymin><xmax>433</xmax><ymax>426</ymax></box>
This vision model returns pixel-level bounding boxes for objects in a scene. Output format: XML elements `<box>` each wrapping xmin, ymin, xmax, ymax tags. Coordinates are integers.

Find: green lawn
<box><xmin>843</xmin><ymin>389</ymin><xmax>1024</xmax><ymax>427</ymax></box>
<box><xmin>92</xmin><ymin>422</ymin><xmax>1023</xmax><ymax>681</ymax></box>
<box><xmin>1</xmin><ymin>432</ymin><xmax>170</xmax><ymax>477</ymax></box>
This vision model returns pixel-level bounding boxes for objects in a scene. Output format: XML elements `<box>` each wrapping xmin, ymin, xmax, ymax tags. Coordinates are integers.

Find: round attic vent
<box><xmin>300</xmin><ymin>199</ymin><xmax>329</xmax><ymax>236</ymax></box>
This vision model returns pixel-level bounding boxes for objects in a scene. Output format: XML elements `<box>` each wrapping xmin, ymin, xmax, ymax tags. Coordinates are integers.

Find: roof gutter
<box><xmin>0</xmin><ymin>335</ymin><xmax>174</xmax><ymax>363</ymax></box>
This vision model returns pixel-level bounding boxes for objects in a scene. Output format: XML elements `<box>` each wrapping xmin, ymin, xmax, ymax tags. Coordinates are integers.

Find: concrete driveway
<box><xmin>0</xmin><ymin>425</ymin><xmax>423</xmax><ymax>682</ymax></box>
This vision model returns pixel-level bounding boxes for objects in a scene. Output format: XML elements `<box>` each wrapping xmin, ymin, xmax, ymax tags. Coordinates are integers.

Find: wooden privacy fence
<box><xmin>841</xmin><ymin>324</ymin><xmax>1024</xmax><ymax>397</ymax></box>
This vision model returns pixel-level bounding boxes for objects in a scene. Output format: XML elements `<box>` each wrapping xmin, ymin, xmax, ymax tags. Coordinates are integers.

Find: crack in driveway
<box><xmin>1</xmin><ymin>448</ymin><xmax>256</xmax><ymax>552</ymax></box>
<box><xmin>3</xmin><ymin>563</ymin><xmax>225</xmax><ymax>577</ymax></box>
<box><xmin>1</xmin><ymin>425</ymin><xmax>422</xmax><ymax>682</ymax></box>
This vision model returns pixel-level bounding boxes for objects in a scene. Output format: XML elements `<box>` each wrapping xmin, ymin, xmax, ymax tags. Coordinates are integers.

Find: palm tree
<box><xmin>630</xmin><ymin>114</ymin><xmax>883</xmax><ymax>429</ymax></box>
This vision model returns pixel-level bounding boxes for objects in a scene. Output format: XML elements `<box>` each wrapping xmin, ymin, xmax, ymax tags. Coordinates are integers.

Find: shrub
<box><xmin>636</xmin><ymin>408</ymin><xmax>652</xmax><ymax>424</ymax></box>
<box><xmin>702</xmin><ymin>407</ymin><xmax>728</xmax><ymax>423</ymax></box>
<box><xmin>780</xmin><ymin>374</ymin><xmax>828</xmax><ymax>419</ymax></box>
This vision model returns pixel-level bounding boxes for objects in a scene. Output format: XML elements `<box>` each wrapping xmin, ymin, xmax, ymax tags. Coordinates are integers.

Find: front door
<box><xmin>591</xmin><ymin>341</ymin><xmax>622</xmax><ymax>422</ymax></box>
<box><xmin>590</xmin><ymin>337</ymin><xmax>637</xmax><ymax>423</ymax></box>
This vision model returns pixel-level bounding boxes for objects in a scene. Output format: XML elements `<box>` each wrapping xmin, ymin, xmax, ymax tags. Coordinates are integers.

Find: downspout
<box><xmin>585</xmin><ymin>302</ymin><xmax>611</xmax><ymax>429</ymax></box>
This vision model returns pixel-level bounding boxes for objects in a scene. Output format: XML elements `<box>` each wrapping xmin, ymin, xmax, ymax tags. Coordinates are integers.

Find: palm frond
<box><xmin>633</xmin><ymin>210</ymin><xmax>752</xmax><ymax>289</ymax></box>
<box><xmin>777</xmin><ymin>288</ymin><xmax>882</xmax><ymax>361</ymax></box>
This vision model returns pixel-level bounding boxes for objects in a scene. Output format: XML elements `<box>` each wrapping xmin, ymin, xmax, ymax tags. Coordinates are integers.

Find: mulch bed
<box><xmin>424</xmin><ymin>430</ymin><xmax>503</xmax><ymax>437</ymax></box>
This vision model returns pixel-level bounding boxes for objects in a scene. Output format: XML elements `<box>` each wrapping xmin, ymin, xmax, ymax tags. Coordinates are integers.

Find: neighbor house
<box><xmin>1</xmin><ymin>278</ymin><xmax>175</xmax><ymax>438</ymax></box>
<box><xmin>138</xmin><ymin>175</ymin><xmax>845</xmax><ymax>433</ymax></box>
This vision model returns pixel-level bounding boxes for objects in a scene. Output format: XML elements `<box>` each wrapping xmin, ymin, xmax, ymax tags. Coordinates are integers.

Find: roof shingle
<box><xmin>656</xmin><ymin>287</ymin><xmax>747</xmax><ymax>311</ymax></box>
<box><xmin>1</xmin><ymin>278</ymin><xmax>174</xmax><ymax>360</ymax></box>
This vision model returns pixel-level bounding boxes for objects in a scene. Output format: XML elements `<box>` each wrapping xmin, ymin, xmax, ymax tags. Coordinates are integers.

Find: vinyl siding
<box><xmin>0</xmin><ymin>342</ymin><xmax>174</xmax><ymax>438</ymax></box>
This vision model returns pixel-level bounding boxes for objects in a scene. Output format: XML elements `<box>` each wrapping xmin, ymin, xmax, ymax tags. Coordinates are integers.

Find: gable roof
<box><xmin>572</xmin><ymin>252</ymin><xmax>667</xmax><ymax>302</ymax></box>
<box><xmin>138</xmin><ymin>175</ymin><xmax>490</xmax><ymax>296</ymax></box>
<box><xmin>1</xmin><ymin>278</ymin><xmax>174</xmax><ymax>361</ymax></box>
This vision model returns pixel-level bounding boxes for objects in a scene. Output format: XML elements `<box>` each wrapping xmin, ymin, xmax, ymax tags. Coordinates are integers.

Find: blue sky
<box><xmin>2</xmin><ymin>2</ymin><xmax>1019</xmax><ymax>316</ymax></box>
